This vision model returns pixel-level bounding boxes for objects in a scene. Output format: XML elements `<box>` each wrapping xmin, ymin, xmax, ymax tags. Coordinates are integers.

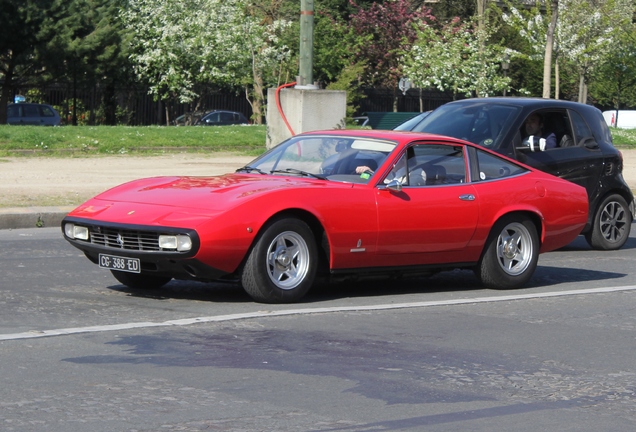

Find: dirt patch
<box><xmin>0</xmin><ymin>153</ymin><xmax>252</xmax><ymax>208</ymax></box>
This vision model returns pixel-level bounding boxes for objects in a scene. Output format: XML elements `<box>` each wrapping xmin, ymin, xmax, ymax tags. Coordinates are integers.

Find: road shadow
<box><xmin>558</xmin><ymin>230</ymin><xmax>636</xmax><ymax>251</ymax></box>
<box><xmin>107</xmin><ymin>261</ymin><xmax>626</xmax><ymax>305</ymax></box>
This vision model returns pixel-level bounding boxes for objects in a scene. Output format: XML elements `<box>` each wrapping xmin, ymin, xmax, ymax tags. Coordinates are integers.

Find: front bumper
<box><xmin>62</xmin><ymin>217</ymin><xmax>230</xmax><ymax>281</ymax></box>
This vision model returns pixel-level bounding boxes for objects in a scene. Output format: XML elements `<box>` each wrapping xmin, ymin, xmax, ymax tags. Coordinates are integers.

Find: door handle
<box><xmin>459</xmin><ymin>194</ymin><xmax>475</xmax><ymax>201</ymax></box>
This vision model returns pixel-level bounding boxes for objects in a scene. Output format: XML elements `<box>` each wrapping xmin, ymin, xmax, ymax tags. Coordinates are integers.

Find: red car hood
<box><xmin>68</xmin><ymin>173</ymin><xmax>331</xmax><ymax>227</ymax></box>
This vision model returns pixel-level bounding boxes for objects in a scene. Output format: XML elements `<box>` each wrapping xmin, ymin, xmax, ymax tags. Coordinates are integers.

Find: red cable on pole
<box><xmin>276</xmin><ymin>82</ymin><xmax>297</xmax><ymax>136</ymax></box>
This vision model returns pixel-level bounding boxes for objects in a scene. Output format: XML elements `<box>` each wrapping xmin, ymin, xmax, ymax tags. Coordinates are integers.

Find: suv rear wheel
<box><xmin>585</xmin><ymin>194</ymin><xmax>631</xmax><ymax>250</ymax></box>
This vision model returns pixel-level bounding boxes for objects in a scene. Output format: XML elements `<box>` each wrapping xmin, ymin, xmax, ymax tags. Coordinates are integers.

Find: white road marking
<box><xmin>2</xmin><ymin>285</ymin><xmax>635</xmax><ymax>341</ymax></box>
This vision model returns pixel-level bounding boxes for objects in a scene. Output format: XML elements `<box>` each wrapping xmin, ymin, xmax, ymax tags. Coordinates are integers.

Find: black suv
<box><xmin>400</xmin><ymin>97</ymin><xmax>634</xmax><ymax>250</ymax></box>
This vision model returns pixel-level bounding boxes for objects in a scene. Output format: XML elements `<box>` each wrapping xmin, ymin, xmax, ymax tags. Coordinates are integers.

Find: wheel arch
<box><xmin>480</xmin><ymin>210</ymin><xmax>544</xmax><ymax>259</ymax></box>
<box><xmin>237</xmin><ymin>208</ymin><xmax>330</xmax><ymax>275</ymax></box>
<box><xmin>594</xmin><ymin>188</ymin><xmax>635</xmax><ymax>219</ymax></box>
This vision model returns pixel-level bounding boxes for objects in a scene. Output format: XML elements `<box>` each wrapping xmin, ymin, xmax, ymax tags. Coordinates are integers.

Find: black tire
<box><xmin>476</xmin><ymin>215</ymin><xmax>539</xmax><ymax>290</ymax></box>
<box><xmin>241</xmin><ymin>217</ymin><xmax>318</xmax><ymax>303</ymax></box>
<box><xmin>585</xmin><ymin>194</ymin><xmax>632</xmax><ymax>251</ymax></box>
<box><xmin>110</xmin><ymin>270</ymin><xmax>172</xmax><ymax>290</ymax></box>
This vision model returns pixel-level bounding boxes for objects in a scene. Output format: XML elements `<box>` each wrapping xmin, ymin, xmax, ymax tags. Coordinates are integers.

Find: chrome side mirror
<box><xmin>385</xmin><ymin>178</ymin><xmax>403</xmax><ymax>192</ymax></box>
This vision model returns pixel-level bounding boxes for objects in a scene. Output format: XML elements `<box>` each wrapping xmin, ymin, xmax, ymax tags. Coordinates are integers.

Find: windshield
<box><xmin>241</xmin><ymin>135</ymin><xmax>397</xmax><ymax>184</ymax></box>
<box><xmin>408</xmin><ymin>102</ymin><xmax>521</xmax><ymax>149</ymax></box>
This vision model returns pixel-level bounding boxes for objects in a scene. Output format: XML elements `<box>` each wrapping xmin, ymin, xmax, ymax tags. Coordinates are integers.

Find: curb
<box><xmin>0</xmin><ymin>207</ymin><xmax>74</xmax><ymax>230</ymax></box>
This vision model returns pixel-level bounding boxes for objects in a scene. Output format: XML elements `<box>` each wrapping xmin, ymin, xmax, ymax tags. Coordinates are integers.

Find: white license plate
<box><xmin>98</xmin><ymin>254</ymin><xmax>141</xmax><ymax>273</ymax></box>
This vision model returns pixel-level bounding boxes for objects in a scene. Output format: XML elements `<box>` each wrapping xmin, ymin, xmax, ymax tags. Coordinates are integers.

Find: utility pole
<box><xmin>297</xmin><ymin>0</ymin><xmax>317</xmax><ymax>88</ymax></box>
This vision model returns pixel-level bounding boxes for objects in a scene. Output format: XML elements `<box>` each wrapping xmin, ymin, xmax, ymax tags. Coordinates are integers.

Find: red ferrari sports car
<box><xmin>62</xmin><ymin>130</ymin><xmax>588</xmax><ymax>303</ymax></box>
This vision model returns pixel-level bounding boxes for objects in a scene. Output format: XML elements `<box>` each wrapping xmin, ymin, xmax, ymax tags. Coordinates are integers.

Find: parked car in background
<box><xmin>173</xmin><ymin>111</ymin><xmax>205</xmax><ymax>126</ymax></box>
<box><xmin>6</xmin><ymin>103</ymin><xmax>61</xmax><ymax>126</ymax></box>
<box><xmin>398</xmin><ymin>97</ymin><xmax>634</xmax><ymax>251</ymax></box>
<box><xmin>195</xmin><ymin>110</ymin><xmax>249</xmax><ymax>126</ymax></box>
<box><xmin>62</xmin><ymin>129</ymin><xmax>588</xmax><ymax>303</ymax></box>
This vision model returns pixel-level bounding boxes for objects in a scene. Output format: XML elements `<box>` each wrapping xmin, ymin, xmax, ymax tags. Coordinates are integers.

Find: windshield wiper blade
<box><xmin>270</xmin><ymin>168</ymin><xmax>327</xmax><ymax>180</ymax></box>
<box><xmin>236</xmin><ymin>166</ymin><xmax>267</xmax><ymax>175</ymax></box>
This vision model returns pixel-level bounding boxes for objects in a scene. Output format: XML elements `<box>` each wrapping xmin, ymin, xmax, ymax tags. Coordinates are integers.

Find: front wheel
<box><xmin>241</xmin><ymin>217</ymin><xmax>317</xmax><ymax>303</ymax></box>
<box><xmin>585</xmin><ymin>194</ymin><xmax>631</xmax><ymax>250</ymax></box>
<box><xmin>110</xmin><ymin>270</ymin><xmax>172</xmax><ymax>290</ymax></box>
<box><xmin>476</xmin><ymin>216</ymin><xmax>539</xmax><ymax>290</ymax></box>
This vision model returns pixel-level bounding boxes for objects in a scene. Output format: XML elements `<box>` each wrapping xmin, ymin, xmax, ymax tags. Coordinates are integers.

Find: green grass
<box><xmin>610</xmin><ymin>128</ymin><xmax>636</xmax><ymax>148</ymax></box>
<box><xmin>0</xmin><ymin>125</ymin><xmax>268</xmax><ymax>157</ymax></box>
<box><xmin>0</xmin><ymin>124</ymin><xmax>635</xmax><ymax>158</ymax></box>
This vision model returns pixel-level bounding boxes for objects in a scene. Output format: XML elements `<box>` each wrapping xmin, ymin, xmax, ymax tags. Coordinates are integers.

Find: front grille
<box><xmin>90</xmin><ymin>227</ymin><xmax>161</xmax><ymax>251</ymax></box>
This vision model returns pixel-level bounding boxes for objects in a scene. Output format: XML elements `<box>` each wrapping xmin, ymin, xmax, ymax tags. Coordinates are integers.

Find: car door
<box><xmin>375</xmin><ymin>143</ymin><xmax>479</xmax><ymax>265</ymax></box>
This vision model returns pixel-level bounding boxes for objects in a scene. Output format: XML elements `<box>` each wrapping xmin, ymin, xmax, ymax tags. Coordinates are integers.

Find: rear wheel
<box><xmin>241</xmin><ymin>217</ymin><xmax>317</xmax><ymax>303</ymax></box>
<box><xmin>110</xmin><ymin>270</ymin><xmax>172</xmax><ymax>290</ymax></box>
<box><xmin>585</xmin><ymin>194</ymin><xmax>631</xmax><ymax>250</ymax></box>
<box><xmin>476</xmin><ymin>216</ymin><xmax>539</xmax><ymax>290</ymax></box>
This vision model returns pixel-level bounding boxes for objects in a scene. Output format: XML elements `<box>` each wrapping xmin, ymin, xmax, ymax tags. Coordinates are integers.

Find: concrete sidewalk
<box><xmin>0</xmin><ymin>206</ymin><xmax>74</xmax><ymax>230</ymax></box>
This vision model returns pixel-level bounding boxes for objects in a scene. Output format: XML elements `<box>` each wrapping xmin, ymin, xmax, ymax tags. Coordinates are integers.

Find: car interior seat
<box><xmin>424</xmin><ymin>165</ymin><xmax>446</xmax><ymax>185</ymax></box>
<box><xmin>544</xmin><ymin>114</ymin><xmax>574</xmax><ymax>148</ymax></box>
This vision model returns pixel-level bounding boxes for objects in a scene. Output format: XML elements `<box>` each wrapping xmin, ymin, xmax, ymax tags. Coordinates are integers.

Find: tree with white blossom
<box><xmin>402</xmin><ymin>17</ymin><xmax>510</xmax><ymax>99</ymax></box>
<box><xmin>121</xmin><ymin>0</ymin><xmax>292</xmax><ymax>124</ymax></box>
<box><xmin>502</xmin><ymin>0</ymin><xmax>633</xmax><ymax>101</ymax></box>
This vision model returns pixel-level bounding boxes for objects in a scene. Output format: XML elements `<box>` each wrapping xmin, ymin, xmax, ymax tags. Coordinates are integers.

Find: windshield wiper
<box><xmin>270</xmin><ymin>168</ymin><xmax>327</xmax><ymax>180</ymax></box>
<box><xmin>236</xmin><ymin>166</ymin><xmax>267</xmax><ymax>175</ymax></box>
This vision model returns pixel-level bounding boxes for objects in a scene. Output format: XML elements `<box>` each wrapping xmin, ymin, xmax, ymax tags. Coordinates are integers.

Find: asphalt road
<box><xmin>1</xmin><ymin>228</ymin><xmax>636</xmax><ymax>431</ymax></box>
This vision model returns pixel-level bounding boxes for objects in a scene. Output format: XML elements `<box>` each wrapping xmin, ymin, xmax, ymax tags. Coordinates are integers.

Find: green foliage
<box><xmin>0</xmin><ymin>0</ymin><xmax>56</xmax><ymax>121</ymax></box>
<box><xmin>589</xmin><ymin>15</ymin><xmax>636</xmax><ymax>108</ymax></box>
<box><xmin>0</xmin><ymin>125</ymin><xmax>268</xmax><ymax>157</ymax></box>
<box><xmin>326</xmin><ymin>62</ymin><xmax>368</xmax><ymax>119</ymax></box>
<box><xmin>403</xmin><ymin>17</ymin><xmax>509</xmax><ymax>98</ymax></box>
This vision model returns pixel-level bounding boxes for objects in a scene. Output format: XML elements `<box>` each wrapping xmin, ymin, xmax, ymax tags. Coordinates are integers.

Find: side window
<box><xmin>220</xmin><ymin>112</ymin><xmax>234</xmax><ymax>122</ymax></box>
<box><xmin>570</xmin><ymin>110</ymin><xmax>593</xmax><ymax>145</ymax></box>
<box><xmin>205</xmin><ymin>113</ymin><xmax>220</xmax><ymax>124</ymax></box>
<box><xmin>521</xmin><ymin>111</ymin><xmax>564</xmax><ymax>150</ymax></box>
<box><xmin>474</xmin><ymin>149</ymin><xmax>527</xmax><ymax>181</ymax></box>
<box><xmin>23</xmin><ymin>105</ymin><xmax>39</xmax><ymax>117</ymax></box>
<box><xmin>399</xmin><ymin>144</ymin><xmax>466</xmax><ymax>186</ymax></box>
<box><xmin>7</xmin><ymin>105</ymin><xmax>19</xmax><ymax>117</ymax></box>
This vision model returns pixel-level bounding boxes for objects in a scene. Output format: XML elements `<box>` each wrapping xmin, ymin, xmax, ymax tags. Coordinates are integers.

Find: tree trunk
<box><xmin>578</xmin><ymin>74</ymin><xmax>587</xmax><ymax>103</ymax></box>
<box><xmin>543</xmin><ymin>0</ymin><xmax>559</xmax><ymax>99</ymax></box>
<box><xmin>0</xmin><ymin>57</ymin><xmax>16</xmax><ymax>124</ymax></box>
<box><xmin>476</xmin><ymin>0</ymin><xmax>488</xmax><ymax>97</ymax></box>
<box><xmin>555</xmin><ymin>57</ymin><xmax>560</xmax><ymax>100</ymax></box>
<box><xmin>251</xmin><ymin>71</ymin><xmax>264</xmax><ymax>125</ymax></box>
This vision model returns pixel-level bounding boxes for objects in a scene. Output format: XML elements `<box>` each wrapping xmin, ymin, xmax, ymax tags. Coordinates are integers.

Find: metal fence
<box><xmin>5</xmin><ymin>82</ymin><xmax>455</xmax><ymax>125</ymax></box>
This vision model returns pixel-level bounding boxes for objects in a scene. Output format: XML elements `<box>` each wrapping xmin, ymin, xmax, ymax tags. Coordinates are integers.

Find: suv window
<box><xmin>521</xmin><ymin>110</ymin><xmax>575</xmax><ymax>149</ymax></box>
<box><xmin>570</xmin><ymin>110</ymin><xmax>593</xmax><ymax>146</ymax></box>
